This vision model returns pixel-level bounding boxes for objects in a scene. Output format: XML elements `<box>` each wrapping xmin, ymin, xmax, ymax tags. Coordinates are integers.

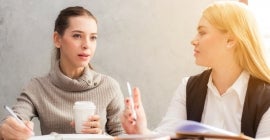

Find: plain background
<box><xmin>0</xmin><ymin>0</ymin><xmax>215</xmax><ymax>135</ymax></box>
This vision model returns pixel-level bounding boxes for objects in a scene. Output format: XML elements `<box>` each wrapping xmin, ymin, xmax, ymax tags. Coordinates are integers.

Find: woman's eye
<box><xmin>90</xmin><ymin>36</ymin><xmax>97</xmax><ymax>41</ymax></box>
<box><xmin>73</xmin><ymin>34</ymin><xmax>81</xmax><ymax>39</ymax></box>
<box><xmin>198</xmin><ymin>31</ymin><xmax>206</xmax><ymax>36</ymax></box>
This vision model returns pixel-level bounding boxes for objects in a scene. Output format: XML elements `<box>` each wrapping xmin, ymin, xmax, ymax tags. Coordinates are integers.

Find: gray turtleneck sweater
<box><xmin>12</xmin><ymin>62</ymin><xmax>124</xmax><ymax>136</ymax></box>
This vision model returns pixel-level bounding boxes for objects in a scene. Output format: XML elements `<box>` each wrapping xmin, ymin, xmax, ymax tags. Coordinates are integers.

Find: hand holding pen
<box><xmin>4</xmin><ymin>105</ymin><xmax>25</xmax><ymax>125</ymax></box>
<box><xmin>127</xmin><ymin>82</ymin><xmax>137</xmax><ymax>122</ymax></box>
<box><xmin>121</xmin><ymin>83</ymin><xmax>150</xmax><ymax>134</ymax></box>
<box><xmin>1</xmin><ymin>105</ymin><xmax>34</xmax><ymax>139</ymax></box>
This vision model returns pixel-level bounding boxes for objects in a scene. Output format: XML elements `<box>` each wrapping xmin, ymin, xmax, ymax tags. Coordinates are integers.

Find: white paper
<box><xmin>29</xmin><ymin>134</ymin><xmax>113</xmax><ymax>140</ymax></box>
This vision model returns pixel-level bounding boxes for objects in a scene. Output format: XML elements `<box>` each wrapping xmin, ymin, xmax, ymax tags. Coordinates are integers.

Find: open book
<box><xmin>175</xmin><ymin>120</ymin><xmax>253</xmax><ymax>140</ymax></box>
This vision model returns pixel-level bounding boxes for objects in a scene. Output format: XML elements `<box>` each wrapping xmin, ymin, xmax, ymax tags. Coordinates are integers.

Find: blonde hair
<box><xmin>203</xmin><ymin>1</ymin><xmax>270</xmax><ymax>83</ymax></box>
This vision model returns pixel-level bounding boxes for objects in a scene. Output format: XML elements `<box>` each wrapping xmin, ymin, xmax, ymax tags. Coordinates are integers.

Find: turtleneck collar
<box><xmin>49</xmin><ymin>61</ymin><xmax>101</xmax><ymax>92</ymax></box>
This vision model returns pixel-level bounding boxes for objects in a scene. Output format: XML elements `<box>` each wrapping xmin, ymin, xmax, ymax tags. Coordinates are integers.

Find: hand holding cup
<box><xmin>73</xmin><ymin>101</ymin><xmax>99</xmax><ymax>134</ymax></box>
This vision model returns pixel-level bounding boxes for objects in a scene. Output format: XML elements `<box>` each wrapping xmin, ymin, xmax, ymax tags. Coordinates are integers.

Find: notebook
<box><xmin>175</xmin><ymin>120</ymin><xmax>253</xmax><ymax>140</ymax></box>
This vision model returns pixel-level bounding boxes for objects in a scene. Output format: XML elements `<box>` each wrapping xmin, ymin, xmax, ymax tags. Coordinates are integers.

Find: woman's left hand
<box><xmin>82</xmin><ymin>115</ymin><xmax>102</xmax><ymax>134</ymax></box>
<box><xmin>70</xmin><ymin>115</ymin><xmax>102</xmax><ymax>134</ymax></box>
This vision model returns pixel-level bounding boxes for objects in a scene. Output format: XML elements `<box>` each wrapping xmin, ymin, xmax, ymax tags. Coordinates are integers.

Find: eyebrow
<box><xmin>71</xmin><ymin>30</ymin><xmax>97</xmax><ymax>35</ymax></box>
<box><xmin>197</xmin><ymin>25</ymin><xmax>206</xmax><ymax>30</ymax></box>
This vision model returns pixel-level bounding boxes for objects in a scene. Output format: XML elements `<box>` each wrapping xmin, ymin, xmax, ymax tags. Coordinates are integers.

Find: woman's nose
<box><xmin>191</xmin><ymin>39</ymin><xmax>198</xmax><ymax>46</ymax></box>
<box><xmin>82</xmin><ymin>39</ymin><xmax>91</xmax><ymax>49</ymax></box>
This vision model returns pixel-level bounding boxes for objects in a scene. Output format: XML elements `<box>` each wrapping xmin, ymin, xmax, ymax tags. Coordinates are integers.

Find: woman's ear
<box><xmin>53</xmin><ymin>32</ymin><xmax>61</xmax><ymax>48</ymax></box>
<box><xmin>226</xmin><ymin>34</ymin><xmax>236</xmax><ymax>48</ymax></box>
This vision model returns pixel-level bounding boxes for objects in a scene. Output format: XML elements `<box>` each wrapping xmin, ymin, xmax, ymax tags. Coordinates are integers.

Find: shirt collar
<box><xmin>207</xmin><ymin>70</ymin><xmax>250</xmax><ymax>106</ymax></box>
<box><xmin>231</xmin><ymin>71</ymin><xmax>250</xmax><ymax>106</ymax></box>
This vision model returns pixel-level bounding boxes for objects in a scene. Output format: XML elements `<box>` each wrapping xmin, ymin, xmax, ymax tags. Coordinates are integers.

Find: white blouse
<box><xmin>154</xmin><ymin>71</ymin><xmax>270</xmax><ymax>138</ymax></box>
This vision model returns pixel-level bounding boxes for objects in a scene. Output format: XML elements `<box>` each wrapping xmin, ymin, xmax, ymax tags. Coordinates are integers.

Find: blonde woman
<box><xmin>121</xmin><ymin>1</ymin><xmax>270</xmax><ymax>138</ymax></box>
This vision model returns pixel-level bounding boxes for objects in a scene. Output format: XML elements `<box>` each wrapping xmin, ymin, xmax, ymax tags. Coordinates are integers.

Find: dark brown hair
<box><xmin>54</xmin><ymin>6</ymin><xmax>97</xmax><ymax>36</ymax></box>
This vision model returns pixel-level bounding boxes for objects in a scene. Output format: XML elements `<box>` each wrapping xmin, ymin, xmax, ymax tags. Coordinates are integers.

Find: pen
<box><xmin>127</xmin><ymin>82</ymin><xmax>137</xmax><ymax>121</ymax></box>
<box><xmin>4</xmin><ymin>105</ymin><xmax>25</xmax><ymax>125</ymax></box>
<box><xmin>4</xmin><ymin>105</ymin><xmax>33</xmax><ymax>133</ymax></box>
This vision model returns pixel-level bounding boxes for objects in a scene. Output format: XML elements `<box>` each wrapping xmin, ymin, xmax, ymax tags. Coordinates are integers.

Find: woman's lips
<box><xmin>194</xmin><ymin>50</ymin><xmax>199</xmax><ymax>56</ymax></box>
<box><xmin>78</xmin><ymin>54</ymin><xmax>89</xmax><ymax>57</ymax></box>
<box><xmin>78</xmin><ymin>53</ymin><xmax>90</xmax><ymax>60</ymax></box>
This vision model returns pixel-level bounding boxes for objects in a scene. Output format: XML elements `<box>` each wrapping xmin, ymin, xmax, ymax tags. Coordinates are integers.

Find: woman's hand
<box><xmin>0</xmin><ymin>116</ymin><xmax>34</xmax><ymax>140</ymax></box>
<box><xmin>121</xmin><ymin>87</ymin><xmax>151</xmax><ymax>134</ymax></box>
<box><xmin>70</xmin><ymin>115</ymin><xmax>102</xmax><ymax>134</ymax></box>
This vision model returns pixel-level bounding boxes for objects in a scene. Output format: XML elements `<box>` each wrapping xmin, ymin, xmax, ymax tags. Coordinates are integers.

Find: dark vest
<box><xmin>186</xmin><ymin>69</ymin><xmax>270</xmax><ymax>138</ymax></box>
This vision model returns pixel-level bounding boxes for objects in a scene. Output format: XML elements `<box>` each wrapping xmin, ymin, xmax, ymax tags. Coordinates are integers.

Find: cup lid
<box><xmin>73</xmin><ymin>101</ymin><xmax>96</xmax><ymax>109</ymax></box>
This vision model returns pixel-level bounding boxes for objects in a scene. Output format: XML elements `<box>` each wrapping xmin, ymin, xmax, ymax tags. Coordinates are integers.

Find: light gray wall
<box><xmin>0</xmin><ymin>0</ymin><xmax>213</xmax><ymax>135</ymax></box>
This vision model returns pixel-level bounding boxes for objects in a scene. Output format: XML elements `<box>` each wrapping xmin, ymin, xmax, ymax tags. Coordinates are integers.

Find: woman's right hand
<box><xmin>121</xmin><ymin>87</ymin><xmax>151</xmax><ymax>134</ymax></box>
<box><xmin>0</xmin><ymin>116</ymin><xmax>34</xmax><ymax>140</ymax></box>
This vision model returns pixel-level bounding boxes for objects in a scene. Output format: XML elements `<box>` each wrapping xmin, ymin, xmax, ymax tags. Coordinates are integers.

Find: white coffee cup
<box><xmin>73</xmin><ymin>101</ymin><xmax>96</xmax><ymax>133</ymax></box>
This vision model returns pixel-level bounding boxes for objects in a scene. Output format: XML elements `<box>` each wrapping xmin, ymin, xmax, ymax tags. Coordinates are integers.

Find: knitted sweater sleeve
<box><xmin>105</xmin><ymin>79</ymin><xmax>125</xmax><ymax>136</ymax></box>
<box><xmin>12</xmin><ymin>79</ymin><xmax>38</xmax><ymax>121</ymax></box>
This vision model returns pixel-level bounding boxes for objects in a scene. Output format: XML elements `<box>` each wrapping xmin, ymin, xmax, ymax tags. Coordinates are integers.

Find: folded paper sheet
<box><xmin>175</xmin><ymin>120</ymin><xmax>252</xmax><ymax>140</ymax></box>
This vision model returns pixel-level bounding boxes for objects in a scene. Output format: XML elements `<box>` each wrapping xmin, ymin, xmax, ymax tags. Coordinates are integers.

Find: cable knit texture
<box><xmin>12</xmin><ymin>61</ymin><xmax>124</xmax><ymax>136</ymax></box>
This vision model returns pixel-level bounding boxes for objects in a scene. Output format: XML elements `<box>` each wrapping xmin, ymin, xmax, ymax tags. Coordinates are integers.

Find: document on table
<box><xmin>115</xmin><ymin>134</ymin><xmax>170</xmax><ymax>140</ymax></box>
<box><xmin>29</xmin><ymin>134</ymin><xmax>114</xmax><ymax>140</ymax></box>
<box><xmin>175</xmin><ymin>120</ymin><xmax>253</xmax><ymax>140</ymax></box>
<box><xmin>255</xmin><ymin>137</ymin><xmax>270</xmax><ymax>140</ymax></box>
<box><xmin>29</xmin><ymin>133</ymin><xmax>170</xmax><ymax>140</ymax></box>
